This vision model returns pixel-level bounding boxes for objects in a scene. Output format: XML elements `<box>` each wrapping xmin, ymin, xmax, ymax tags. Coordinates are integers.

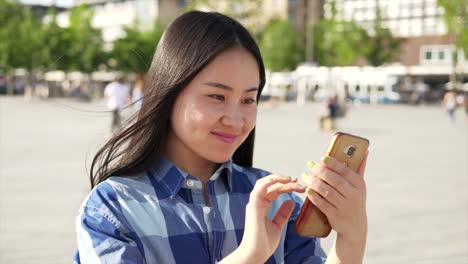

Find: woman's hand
<box><xmin>304</xmin><ymin>154</ymin><xmax>368</xmax><ymax>243</ymax></box>
<box><xmin>224</xmin><ymin>174</ymin><xmax>305</xmax><ymax>263</ymax></box>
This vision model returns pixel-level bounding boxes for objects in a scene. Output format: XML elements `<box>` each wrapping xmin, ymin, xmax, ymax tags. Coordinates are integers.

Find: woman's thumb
<box><xmin>272</xmin><ymin>200</ymin><xmax>295</xmax><ymax>230</ymax></box>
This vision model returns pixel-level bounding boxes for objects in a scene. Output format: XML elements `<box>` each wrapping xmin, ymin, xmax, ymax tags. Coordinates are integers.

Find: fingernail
<box><xmin>298</xmin><ymin>183</ymin><xmax>307</xmax><ymax>189</ymax></box>
<box><xmin>323</xmin><ymin>156</ymin><xmax>331</xmax><ymax>164</ymax></box>
<box><xmin>306</xmin><ymin>161</ymin><xmax>315</xmax><ymax>168</ymax></box>
<box><xmin>301</xmin><ymin>172</ymin><xmax>309</xmax><ymax>182</ymax></box>
<box><xmin>307</xmin><ymin>187</ymin><xmax>313</xmax><ymax>195</ymax></box>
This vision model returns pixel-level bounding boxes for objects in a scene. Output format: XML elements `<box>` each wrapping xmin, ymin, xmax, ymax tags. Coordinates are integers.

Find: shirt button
<box><xmin>186</xmin><ymin>180</ymin><xmax>194</xmax><ymax>188</ymax></box>
<box><xmin>203</xmin><ymin>207</ymin><xmax>211</xmax><ymax>214</ymax></box>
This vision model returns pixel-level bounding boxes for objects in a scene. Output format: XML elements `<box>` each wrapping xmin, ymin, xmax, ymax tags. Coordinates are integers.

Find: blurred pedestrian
<box><xmin>319</xmin><ymin>95</ymin><xmax>339</xmax><ymax>132</ymax></box>
<box><xmin>132</xmin><ymin>74</ymin><xmax>144</xmax><ymax>112</ymax></box>
<box><xmin>442</xmin><ymin>90</ymin><xmax>457</xmax><ymax>122</ymax></box>
<box><xmin>74</xmin><ymin>11</ymin><xmax>368</xmax><ymax>264</ymax></box>
<box><xmin>104</xmin><ymin>75</ymin><xmax>130</xmax><ymax>132</ymax></box>
<box><xmin>456</xmin><ymin>91</ymin><xmax>468</xmax><ymax>118</ymax></box>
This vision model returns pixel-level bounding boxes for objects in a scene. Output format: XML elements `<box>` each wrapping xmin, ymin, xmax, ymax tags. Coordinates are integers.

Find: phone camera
<box><xmin>344</xmin><ymin>145</ymin><xmax>356</xmax><ymax>157</ymax></box>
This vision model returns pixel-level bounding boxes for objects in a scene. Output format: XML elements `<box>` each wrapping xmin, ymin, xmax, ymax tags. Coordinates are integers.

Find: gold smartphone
<box><xmin>294</xmin><ymin>132</ymin><xmax>370</xmax><ymax>237</ymax></box>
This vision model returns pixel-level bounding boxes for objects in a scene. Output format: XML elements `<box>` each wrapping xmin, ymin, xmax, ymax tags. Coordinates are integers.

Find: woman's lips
<box><xmin>211</xmin><ymin>132</ymin><xmax>237</xmax><ymax>144</ymax></box>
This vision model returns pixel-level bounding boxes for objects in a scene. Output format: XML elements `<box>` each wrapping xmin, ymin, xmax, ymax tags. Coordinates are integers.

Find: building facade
<box><xmin>57</xmin><ymin>0</ymin><xmax>186</xmax><ymax>44</ymax></box>
<box><xmin>324</xmin><ymin>0</ymin><xmax>465</xmax><ymax>67</ymax></box>
<box><xmin>327</xmin><ymin>0</ymin><xmax>447</xmax><ymax>37</ymax></box>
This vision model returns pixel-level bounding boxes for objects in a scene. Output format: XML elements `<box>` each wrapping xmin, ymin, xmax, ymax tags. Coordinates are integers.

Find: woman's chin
<box><xmin>205</xmin><ymin>153</ymin><xmax>233</xmax><ymax>164</ymax></box>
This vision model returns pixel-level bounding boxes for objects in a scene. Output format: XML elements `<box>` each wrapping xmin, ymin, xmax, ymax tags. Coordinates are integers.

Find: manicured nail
<box><xmin>323</xmin><ymin>156</ymin><xmax>331</xmax><ymax>164</ymax></box>
<box><xmin>306</xmin><ymin>160</ymin><xmax>316</xmax><ymax>168</ymax></box>
<box><xmin>307</xmin><ymin>187</ymin><xmax>313</xmax><ymax>195</ymax></box>
<box><xmin>298</xmin><ymin>183</ymin><xmax>307</xmax><ymax>189</ymax></box>
<box><xmin>301</xmin><ymin>172</ymin><xmax>309</xmax><ymax>182</ymax></box>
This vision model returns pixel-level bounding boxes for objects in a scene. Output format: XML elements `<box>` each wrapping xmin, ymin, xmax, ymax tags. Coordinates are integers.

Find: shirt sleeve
<box><xmin>75</xmin><ymin>183</ymin><xmax>145</xmax><ymax>264</ymax></box>
<box><xmin>284</xmin><ymin>194</ymin><xmax>327</xmax><ymax>264</ymax></box>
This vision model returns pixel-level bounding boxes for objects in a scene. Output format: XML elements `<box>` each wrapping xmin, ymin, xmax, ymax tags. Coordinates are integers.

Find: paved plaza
<box><xmin>0</xmin><ymin>97</ymin><xmax>467</xmax><ymax>263</ymax></box>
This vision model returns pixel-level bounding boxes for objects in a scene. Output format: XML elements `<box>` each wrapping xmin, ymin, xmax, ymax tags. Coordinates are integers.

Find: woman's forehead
<box><xmin>195</xmin><ymin>47</ymin><xmax>260</xmax><ymax>87</ymax></box>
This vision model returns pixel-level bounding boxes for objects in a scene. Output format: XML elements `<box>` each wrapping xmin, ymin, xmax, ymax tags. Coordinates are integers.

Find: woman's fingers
<box><xmin>306</xmin><ymin>165</ymin><xmax>353</xmax><ymax>198</ymax></box>
<box><xmin>271</xmin><ymin>200</ymin><xmax>295</xmax><ymax>230</ymax></box>
<box><xmin>302</xmin><ymin>155</ymin><xmax>369</xmax><ymax>209</ymax></box>
<box><xmin>251</xmin><ymin>174</ymin><xmax>301</xmax><ymax>204</ymax></box>
<box><xmin>357</xmin><ymin>151</ymin><xmax>369</xmax><ymax>176</ymax></box>
<box><xmin>308</xmin><ymin>177</ymin><xmax>345</xmax><ymax>209</ymax></box>
<box><xmin>252</xmin><ymin>174</ymin><xmax>294</xmax><ymax>196</ymax></box>
<box><xmin>311</xmin><ymin>156</ymin><xmax>365</xmax><ymax>189</ymax></box>
<box><xmin>306</xmin><ymin>188</ymin><xmax>337</xmax><ymax>219</ymax></box>
<box><xmin>265</xmin><ymin>182</ymin><xmax>305</xmax><ymax>202</ymax></box>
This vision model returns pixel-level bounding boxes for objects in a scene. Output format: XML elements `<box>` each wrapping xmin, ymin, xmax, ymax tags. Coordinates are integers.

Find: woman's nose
<box><xmin>221</xmin><ymin>104</ymin><xmax>244</xmax><ymax>129</ymax></box>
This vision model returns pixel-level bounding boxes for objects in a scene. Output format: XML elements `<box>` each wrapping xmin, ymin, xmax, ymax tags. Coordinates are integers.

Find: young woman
<box><xmin>74</xmin><ymin>11</ymin><xmax>368</xmax><ymax>264</ymax></box>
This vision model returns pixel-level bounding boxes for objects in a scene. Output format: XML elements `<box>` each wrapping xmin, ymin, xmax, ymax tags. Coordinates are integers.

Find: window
<box><xmin>421</xmin><ymin>45</ymin><xmax>453</xmax><ymax>64</ymax></box>
<box><xmin>426</xmin><ymin>5</ymin><xmax>436</xmax><ymax>16</ymax></box>
<box><xmin>410</xmin><ymin>19</ymin><xmax>422</xmax><ymax>36</ymax></box>
<box><xmin>399</xmin><ymin>19</ymin><xmax>410</xmax><ymax>36</ymax></box>
<box><xmin>425</xmin><ymin>51</ymin><xmax>432</xmax><ymax>60</ymax></box>
<box><xmin>388</xmin><ymin>3</ymin><xmax>398</xmax><ymax>19</ymax></box>
<box><xmin>438</xmin><ymin>50</ymin><xmax>445</xmax><ymax>60</ymax></box>
<box><xmin>412</xmin><ymin>5</ymin><xmax>423</xmax><ymax>17</ymax></box>
<box><xmin>437</xmin><ymin>22</ymin><xmax>446</xmax><ymax>34</ymax></box>
<box><xmin>401</xmin><ymin>6</ymin><xmax>410</xmax><ymax>17</ymax></box>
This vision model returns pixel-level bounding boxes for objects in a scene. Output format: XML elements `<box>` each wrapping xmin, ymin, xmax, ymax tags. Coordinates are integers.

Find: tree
<box><xmin>186</xmin><ymin>0</ymin><xmax>264</xmax><ymax>38</ymax></box>
<box><xmin>312</xmin><ymin>19</ymin><xmax>369</xmax><ymax>66</ymax></box>
<box><xmin>365</xmin><ymin>2</ymin><xmax>401</xmax><ymax>66</ymax></box>
<box><xmin>110</xmin><ymin>22</ymin><xmax>164</xmax><ymax>74</ymax></box>
<box><xmin>42</xmin><ymin>7</ymin><xmax>72</xmax><ymax>72</ymax></box>
<box><xmin>311</xmin><ymin>1</ymin><xmax>369</xmax><ymax>67</ymax></box>
<box><xmin>0</xmin><ymin>0</ymin><xmax>20</xmax><ymax>73</ymax></box>
<box><xmin>0</xmin><ymin>0</ymin><xmax>47</xmax><ymax>94</ymax></box>
<box><xmin>437</xmin><ymin>0</ymin><xmax>468</xmax><ymax>89</ymax></box>
<box><xmin>438</xmin><ymin>0</ymin><xmax>468</xmax><ymax>55</ymax></box>
<box><xmin>65</xmin><ymin>4</ymin><xmax>106</xmax><ymax>74</ymax></box>
<box><xmin>259</xmin><ymin>17</ymin><xmax>303</xmax><ymax>71</ymax></box>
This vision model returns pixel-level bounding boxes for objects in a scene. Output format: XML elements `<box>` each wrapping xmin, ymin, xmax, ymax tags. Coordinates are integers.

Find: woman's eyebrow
<box><xmin>202</xmin><ymin>82</ymin><xmax>258</xmax><ymax>93</ymax></box>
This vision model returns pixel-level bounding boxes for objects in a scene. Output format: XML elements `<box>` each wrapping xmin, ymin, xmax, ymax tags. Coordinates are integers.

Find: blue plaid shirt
<box><xmin>74</xmin><ymin>158</ymin><xmax>326</xmax><ymax>263</ymax></box>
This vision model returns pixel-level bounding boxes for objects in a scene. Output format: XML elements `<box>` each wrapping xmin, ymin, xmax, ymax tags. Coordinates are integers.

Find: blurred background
<box><xmin>0</xmin><ymin>0</ymin><xmax>467</xmax><ymax>263</ymax></box>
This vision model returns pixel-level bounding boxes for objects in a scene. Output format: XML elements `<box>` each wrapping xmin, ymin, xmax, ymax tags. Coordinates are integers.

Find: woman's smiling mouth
<box><xmin>211</xmin><ymin>132</ymin><xmax>238</xmax><ymax>144</ymax></box>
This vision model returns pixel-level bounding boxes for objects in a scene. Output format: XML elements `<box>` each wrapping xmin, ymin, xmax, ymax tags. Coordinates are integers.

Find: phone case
<box><xmin>294</xmin><ymin>132</ymin><xmax>369</xmax><ymax>237</ymax></box>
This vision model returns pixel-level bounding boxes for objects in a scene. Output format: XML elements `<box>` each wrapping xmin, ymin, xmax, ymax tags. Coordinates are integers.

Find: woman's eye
<box><xmin>208</xmin><ymin>94</ymin><xmax>225</xmax><ymax>101</ymax></box>
<box><xmin>243</xmin><ymin>98</ymin><xmax>256</xmax><ymax>104</ymax></box>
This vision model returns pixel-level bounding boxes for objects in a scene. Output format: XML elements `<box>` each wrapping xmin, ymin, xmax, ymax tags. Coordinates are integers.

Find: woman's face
<box><xmin>167</xmin><ymin>47</ymin><xmax>260</xmax><ymax>165</ymax></box>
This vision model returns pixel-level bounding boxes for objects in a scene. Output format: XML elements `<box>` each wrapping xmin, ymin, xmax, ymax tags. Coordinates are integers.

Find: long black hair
<box><xmin>89</xmin><ymin>11</ymin><xmax>266</xmax><ymax>188</ymax></box>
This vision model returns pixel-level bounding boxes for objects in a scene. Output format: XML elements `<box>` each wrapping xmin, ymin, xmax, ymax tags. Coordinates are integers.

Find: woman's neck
<box><xmin>165</xmin><ymin>135</ymin><xmax>219</xmax><ymax>185</ymax></box>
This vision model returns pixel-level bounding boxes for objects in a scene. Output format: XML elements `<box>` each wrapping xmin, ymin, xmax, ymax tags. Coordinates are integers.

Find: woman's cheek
<box><xmin>244</xmin><ymin>107</ymin><xmax>257</xmax><ymax>130</ymax></box>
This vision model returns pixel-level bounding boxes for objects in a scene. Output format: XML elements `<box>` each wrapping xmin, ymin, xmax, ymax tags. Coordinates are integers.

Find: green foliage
<box><xmin>0</xmin><ymin>2</ymin><xmax>105</xmax><ymax>73</ymax></box>
<box><xmin>186</xmin><ymin>0</ymin><xmax>264</xmax><ymax>38</ymax></box>
<box><xmin>312</xmin><ymin>19</ymin><xmax>369</xmax><ymax>66</ymax></box>
<box><xmin>259</xmin><ymin>17</ymin><xmax>303</xmax><ymax>71</ymax></box>
<box><xmin>65</xmin><ymin>4</ymin><xmax>106</xmax><ymax>73</ymax></box>
<box><xmin>312</xmin><ymin>1</ymin><xmax>400</xmax><ymax>67</ymax></box>
<box><xmin>365</xmin><ymin>4</ymin><xmax>401</xmax><ymax>66</ymax></box>
<box><xmin>437</xmin><ymin>0</ymin><xmax>468</xmax><ymax>54</ymax></box>
<box><xmin>0</xmin><ymin>0</ymin><xmax>45</xmax><ymax>71</ymax></box>
<box><xmin>42</xmin><ymin>8</ymin><xmax>71</xmax><ymax>71</ymax></box>
<box><xmin>0</xmin><ymin>0</ymin><xmax>18</xmax><ymax>71</ymax></box>
<box><xmin>110</xmin><ymin>22</ymin><xmax>164</xmax><ymax>74</ymax></box>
